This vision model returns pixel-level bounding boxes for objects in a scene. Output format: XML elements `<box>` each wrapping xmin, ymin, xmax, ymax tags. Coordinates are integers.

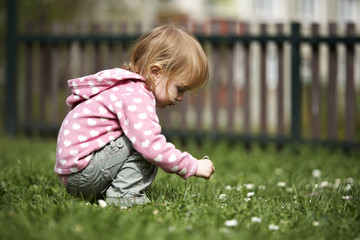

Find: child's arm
<box><xmin>195</xmin><ymin>158</ymin><xmax>215</xmax><ymax>179</ymax></box>
<box><xmin>118</xmin><ymin>88</ymin><xmax>199</xmax><ymax>179</ymax></box>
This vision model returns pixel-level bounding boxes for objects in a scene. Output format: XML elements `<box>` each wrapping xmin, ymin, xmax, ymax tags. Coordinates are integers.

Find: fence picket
<box><xmin>64</xmin><ymin>24</ymin><xmax>71</xmax><ymax>82</ymax></box>
<box><xmin>107</xmin><ymin>23</ymin><xmax>115</xmax><ymax>69</ymax></box>
<box><xmin>79</xmin><ymin>23</ymin><xmax>88</xmax><ymax>76</ymax></box>
<box><xmin>276</xmin><ymin>23</ymin><xmax>285</xmax><ymax>136</ymax></box>
<box><xmin>243</xmin><ymin>23</ymin><xmax>251</xmax><ymax>135</ymax></box>
<box><xmin>39</xmin><ymin>40</ymin><xmax>48</xmax><ymax>122</ymax></box>
<box><xmin>92</xmin><ymin>24</ymin><xmax>102</xmax><ymax>73</ymax></box>
<box><xmin>211</xmin><ymin>43</ymin><xmax>220</xmax><ymax>133</ymax></box>
<box><xmin>327</xmin><ymin>23</ymin><xmax>338</xmax><ymax>140</ymax></box>
<box><xmin>25</xmin><ymin>24</ymin><xmax>33</xmax><ymax>130</ymax></box>
<box><xmin>345</xmin><ymin>23</ymin><xmax>356</xmax><ymax>141</ymax></box>
<box><xmin>311</xmin><ymin>23</ymin><xmax>320</xmax><ymax>139</ymax></box>
<box><xmin>194</xmin><ymin>24</ymin><xmax>206</xmax><ymax>133</ymax></box>
<box><xmin>227</xmin><ymin>44</ymin><xmax>235</xmax><ymax>132</ymax></box>
<box><xmin>50</xmin><ymin>24</ymin><xmax>60</xmax><ymax>122</ymax></box>
<box><xmin>180</xmin><ymin>96</ymin><xmax>188</xmax><ymax>131</ymax></box>
<box><xmin>260</xmin><ymin>24</ymin><xmax>267</xmax><ymax>135</ymax></box>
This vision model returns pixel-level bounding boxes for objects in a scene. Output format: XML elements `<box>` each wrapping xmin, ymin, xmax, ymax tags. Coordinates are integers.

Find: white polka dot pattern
<box><xmin>55</xmin><ymin>68</ymin><xmax>198</xmax><ymax>179</ymax></box>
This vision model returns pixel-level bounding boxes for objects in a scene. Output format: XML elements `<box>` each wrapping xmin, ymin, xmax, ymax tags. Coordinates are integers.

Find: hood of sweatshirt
<box><xmin>66</xmin><ymin>68</ymin><xmax>146</xmax><ymax>109</ymax></box>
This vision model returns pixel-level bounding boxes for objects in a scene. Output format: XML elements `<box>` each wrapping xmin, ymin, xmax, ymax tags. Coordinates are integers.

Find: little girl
<box><xmin>55</xmin><ymin>25</ymin><xmax>215</xmax><ymax>207</ymax></box>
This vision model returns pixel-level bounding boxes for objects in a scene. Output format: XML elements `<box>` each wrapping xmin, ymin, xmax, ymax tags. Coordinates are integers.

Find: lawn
<box><xmin>0</xmin><ymin>136</ymin><xmax>359</xmax><ymax>240</ymax></box>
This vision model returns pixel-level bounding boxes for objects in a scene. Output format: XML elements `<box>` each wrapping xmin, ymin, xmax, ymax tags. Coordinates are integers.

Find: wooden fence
<box><xmin>5</xmin><ymin>2</ymin><xmax>360</xmax><ymax>149</ymax></box>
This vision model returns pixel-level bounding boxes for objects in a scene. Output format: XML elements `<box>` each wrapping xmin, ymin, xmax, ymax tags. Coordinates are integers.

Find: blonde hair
<box><xmin>127</xmin><ymin>25</ymin><xmax>209</xmax><ymax>94</ymax></box>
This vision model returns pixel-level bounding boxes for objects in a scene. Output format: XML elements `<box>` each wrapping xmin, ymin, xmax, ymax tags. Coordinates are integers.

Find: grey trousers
<box><xmin>65</xmin><ymin>135</ymin><xmax>158</xmax><ymax>207</ymax></box>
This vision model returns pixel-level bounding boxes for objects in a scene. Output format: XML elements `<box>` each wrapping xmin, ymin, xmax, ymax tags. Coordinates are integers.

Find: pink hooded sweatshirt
<box><xmin>55</xmin><ymin>68</ymin><xmax>198</xmax><ymax>179</ymax></box>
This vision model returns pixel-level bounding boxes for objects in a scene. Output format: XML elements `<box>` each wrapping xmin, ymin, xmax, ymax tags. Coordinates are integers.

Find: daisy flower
<box><xmin>312</xmin><ymin>169</ymin><xmax>321</xmax><ymax>178</ymax></box>
<box><xmin>251</xmin><ymin>217</ymin><xmax>262</xmax><ymax>223</ymax></box>
<box><xmin>333</xmin><ymin>178</ymin><xmax>341</xmax><ymax>189</ymax></box>
<box><xmin>319</xmin><ymin>181</ymin><xmax>329</xmax><ymax>188</ymax></box>
<box><xmin>269</xmin><ymin>224</ymin><xmax>279</xmax><ymax>230</ymax></box>
<box><xmin>312</xmin><ymin>221</ymin><xmax>319</xmax><ymax>227</ymax></box>
<box><xmin>225</xmin><ymin>219</ymin><xmax>238</xmax><ymax>227</ymax></box>
<box><xmin>219</xmin><ymin>193</ymin><xmax>227</xmax><ymax>200</ymax></box>
<box><xmin>244</xmin><ymin>183</ymin><xmax>254</xmax><ymax>189</ymax></box>
<box><xmin>345</xmin><ymin>184</ymin><xmax>352</xmax><ymax>191</ymax></box>
<box><xmin>342</xmin><ymin>195</ymin><xmax>351</xmax><ymax>200</ymax></box>
<box><xmin>277</xmin><ymin>182</ymin><xmax>286</xmax><ymax>187</ymax></box>
<box><xmin>98</xmin><ymin>199</ymin><xmax>107</xmax><ymax>208</ymax></box>
<box><xmin>247</xmin><ymin>192</ymin><xmax>255</xmax><ymax>197</ymax></box>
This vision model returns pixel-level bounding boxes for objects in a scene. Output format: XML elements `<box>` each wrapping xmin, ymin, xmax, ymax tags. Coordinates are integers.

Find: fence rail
<box><xmin>5</xmin><ymin>2</ymin><xmax>360</xmax><ymax>149</ymax></box>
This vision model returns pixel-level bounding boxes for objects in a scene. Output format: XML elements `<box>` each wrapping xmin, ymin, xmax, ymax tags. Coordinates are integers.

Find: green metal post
<box><xmin>5</xmin><ymin>0</ymin><xmax>17</xmax><ymax>135</ymax></box>
<box><xmin>290</xmin><ymin>23</ymin><xmax>301</xmax><ymax>141</ymax></box>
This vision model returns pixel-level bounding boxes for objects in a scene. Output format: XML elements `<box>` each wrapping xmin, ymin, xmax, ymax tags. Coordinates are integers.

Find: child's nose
<box><xmin>177</xmin><ymin>94</ymin><xmax>183</xmax><ymax>101</ymax></box>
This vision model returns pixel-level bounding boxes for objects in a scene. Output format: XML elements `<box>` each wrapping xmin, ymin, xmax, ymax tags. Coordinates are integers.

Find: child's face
<box><xmin>153</xmin><ymin>73</ymin><xmax>188</xmax><ymax>108</ymax></box>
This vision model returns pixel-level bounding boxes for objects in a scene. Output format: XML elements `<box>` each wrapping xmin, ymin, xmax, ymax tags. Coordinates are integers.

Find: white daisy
<box><xmin>219</xmin><ymin>193</ymin><xmax>227</xmax><ymax>200</ymax></box>
<box><xmin>251</xmin><ymin>217</ymin><xmax>262</xmax><ymax>223</ymax></box>
<box><xmin>312</xmin><ymin>169</ymin><xmax>321</xmax><ymax>178</ymax></box>
<box><xmin>225</xmin><ymin>219</ymin><xmax>238</xmax><ymax>227</ymax></box>
<box><xmin>98</xmin><ymin>199</ymin><xmax>107</xmax><ymax>208</ymax></box>
<box><xmin>277</xmin><ymin>182</ymin><xmax>286</xmax><ymax>187</ymax></box>
<box><xmin>269</xmin><ymin>224</ymin><xmax>279</xmax><ymax>230</ymax></box>
<box><xmin>247</xmin><ymin>192</ymin><xmax>255</xmax><ymax>197</ymax></box>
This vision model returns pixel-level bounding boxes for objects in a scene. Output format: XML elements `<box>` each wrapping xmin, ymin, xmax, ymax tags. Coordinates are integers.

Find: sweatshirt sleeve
<box><xmin>113</xmin><ymin>88</ymin><xmax>198</xmax><ymax>179</ymax></box>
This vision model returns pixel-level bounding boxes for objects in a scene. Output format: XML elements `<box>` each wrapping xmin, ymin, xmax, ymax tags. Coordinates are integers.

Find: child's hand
<box><xmin>195</xmin><ymin>158</ymin><xmax>215</xmax><ymax>179</ymax></box>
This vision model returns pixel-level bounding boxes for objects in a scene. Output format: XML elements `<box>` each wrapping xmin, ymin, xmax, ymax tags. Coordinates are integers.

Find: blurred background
<box><xmin>1</xmin><ymin>0</ymin><xmax>360</xmax><ymax>148</ymax></box>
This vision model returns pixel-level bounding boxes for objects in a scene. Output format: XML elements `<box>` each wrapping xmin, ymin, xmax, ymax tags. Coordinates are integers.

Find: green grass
<box><xmin>0</xmin><ymin>137</ymin><xmax>359</xmax><ymax>240</ymax></box>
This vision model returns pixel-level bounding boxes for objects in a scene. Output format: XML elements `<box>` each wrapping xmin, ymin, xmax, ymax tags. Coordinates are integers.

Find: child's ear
<box><xmin>150</xmin><ymin>64</ymin><xmax>162</xmax><ymax>79</ymax></box>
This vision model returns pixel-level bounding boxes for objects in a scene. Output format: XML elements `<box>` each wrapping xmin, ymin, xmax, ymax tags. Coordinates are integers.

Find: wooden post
<box><xmin>327</xmin><ymin>23</ymin><xmax>338</xmax><ymax>140</ymax></box>
<box><xmin>5</xmin><ymin>0</ymin><xmax>17</xmax><ymax>135</ymax></box>
<box><xmin>311</xmin><ymin>23</ymin><xmax>320</xmax><ymax>139</ymax></box>
<box><xmin>276</xmin><ymin>23</ymin><xmax>284</xmax><ymax>136</ymax></box>
<box><xmin>345</xmin><ymin>23</ymin><xmax>355</xmax><ymax>141</ymax></box>
<box><xmin>51</xmin><ymin>23</ymin><xmax>60</xmax><ymax>123</ymax></box>
<box><xmin>194</xmin><ymin>22</ymin><xmax>205</xmax><ymax>134</ymax></box>
<box><xmin>25</xmin><ymin>23</ymin><xmax>33</xmax><ymax>133</ymax></box>
<box><xmin>92</xmin><ymin>24</ymin><xmax>101</xmax><ymax>72</ymax></box>
<box><xmin>107</xmin><ymin>23</ymin><xmax>114</xmax><ymax>68</ymax></box>
<box><xmin>226</xmin><ymin>32</ymin><xmax>235</xmax><ymax>133</ymax></box>
<box><xmin>211</xmin><ymin>23</ymin><xmax>220</xmax><ymax>133</ymax></box>
<box><xmin>260</xmin><ymin>23</ymin><xmax>267</xmax><ymax>136</ymax></box>
<box><xmin>243</xmin><ymin>23</ymin><xmax>251</xmax><ymax>135</ymax></box>
<box><xmin>65</xmin><ymin>24</ymin><xmax>73</xmax><ymax>81</ymax></box>
<box><xmin>79</xmin><ymin>23</ymin><xmax>88</xmax><ymax>76</ymax></box>
<box><xmin>39</xmin><ymin>23</ymin><xmax>49</xmax><ymax>123</ymax></box>
<box><xmin>290</xmin><ymin>23</ymin><xmax>302</xmax><ymax>141</ymax></box>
